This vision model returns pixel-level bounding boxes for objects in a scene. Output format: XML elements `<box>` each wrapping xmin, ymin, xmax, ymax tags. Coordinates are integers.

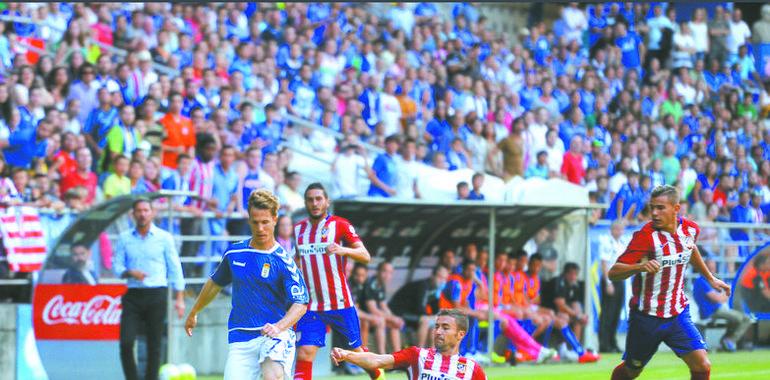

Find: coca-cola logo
<box><xmin>34</xmin><ymin>284</ymin><xmax>127</xmax><ymax>340</ymax></box>
<box><xmin>42</xmin><ymin>294</ymin><xmax>122</xmax><ymax>326</ymax></box>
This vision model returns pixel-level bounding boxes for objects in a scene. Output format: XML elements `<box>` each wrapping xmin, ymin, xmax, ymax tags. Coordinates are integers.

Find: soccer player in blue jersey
<box><xmin>185</xmin><ymin>189</ymin><xmax>309</xmax><ymax>380</ymax></box>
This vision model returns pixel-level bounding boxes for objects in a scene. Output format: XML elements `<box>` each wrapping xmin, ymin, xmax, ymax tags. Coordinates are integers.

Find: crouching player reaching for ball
<box><xmin>185</xmin><ymin>190</ymin><xmax>308</xmax><ymax>380</ymax></box>
<box><xmin>331</xmin><ymin>309</ymin><xmax>487</xmax><ymax>380</ymax></box>
<box><xmin>609</xmin><ymin>185</ymin><xmax>731</xmax><ymax>380</ymax></box>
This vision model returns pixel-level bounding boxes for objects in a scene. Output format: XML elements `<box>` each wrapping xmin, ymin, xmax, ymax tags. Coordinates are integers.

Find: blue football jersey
<box><xmin>210</xmin><ymin>240</ymin><xmax>309</xmax><ymax>343</ymax></box>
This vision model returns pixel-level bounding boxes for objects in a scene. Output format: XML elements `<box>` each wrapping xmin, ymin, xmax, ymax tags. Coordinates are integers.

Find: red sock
<box><xmin>611</xmin><ymin>362</ymin><xmax>633</xmax><ymax>380</ymax></box>
<box><xmin>294</xmin><ymin>360</ymin><xmax>312</xmax><ymax>380</ymax></box>
<box><xmin>691</xmin><ymin>371</ymin><xmax>710</xmax><ymax>380</ymax></box>
<box><xmin>367</xmin><ymin>368</ymin><xmax>382</xmax><ymax>379</ymax></box>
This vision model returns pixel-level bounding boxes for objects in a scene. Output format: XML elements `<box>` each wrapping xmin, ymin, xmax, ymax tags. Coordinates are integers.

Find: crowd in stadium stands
<box><xmin>0</xmin><ymin>1</ymin><xmax>769</xmax><ymax>328</ymax></box>
<box><xmin>0</xmin><ymin>2</ymin><xmax>767</xmax><ymax>227</ymax></box>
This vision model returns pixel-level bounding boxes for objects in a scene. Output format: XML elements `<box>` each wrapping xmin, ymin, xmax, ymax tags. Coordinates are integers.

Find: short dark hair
<box><xmin>436</xmin><ymin>309</ymin><xmax>469</xmax><ymax>333</ymax></box>
<box><xmin>563</xmin><ymin>262</ymin><xmax>579</xmax><ymax>274</ymax></box>
<box><xmin>176</xmin><ymin>153</ymin><xmax>191</xmax><ymax>163</ymax></box>
<box><xmin>457</xmin><ymin>181</ymin><xmax>469</xmax><ymax>190</ymax></box>
<box><xmin>195</xmin><ymin>132</ymin><xmax>217</xmax><ymax>152</ymax></box>
<box><xmin>353</xmin><ymin>262</ymin><xmax>368</xmax><ymax>273</ymax></box>
<box><xmin>377</xmin><ymin>260</ymin><xmax>392</xmax><ymax>272</ymax></box>
<box><xmin>304</xmin><ymin>182</ymin><xmax>328</xmax><ymax>199</ymax></box>
<box><xmin>385</xmin><ymin>134</ymin><xmax>400</xmax><ymax>144</ymax></box>
<box><xmin>529</xmin><ymin>253</ymin><xmax>543</xmax><ymax>263</ymax></box>
<box><xmin>132</xmin><ymin>197</ymin><xmax>152</xmax><ymax>210</ymax></box>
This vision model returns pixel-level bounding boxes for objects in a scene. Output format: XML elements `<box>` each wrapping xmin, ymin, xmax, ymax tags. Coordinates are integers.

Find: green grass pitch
<box><xmin>199</xmin><ymin>350</ymin><xmax>770</xmax><ymax>379</ymax></box>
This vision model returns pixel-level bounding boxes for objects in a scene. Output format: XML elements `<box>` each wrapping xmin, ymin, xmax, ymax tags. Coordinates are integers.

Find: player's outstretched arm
<box><xmin>690</xmin><ymin>245</ymin><xmax>731</xmax><ymax>296</ymax></box>
<box><xmin>331</xmin><ymin>347</ymin><xmax>395</xmax><ymax>370</ymax></box>
<box><xmin>185</xmin><ymin>279</ymin><xmax>223</xmax><ymax>336</ymax></box>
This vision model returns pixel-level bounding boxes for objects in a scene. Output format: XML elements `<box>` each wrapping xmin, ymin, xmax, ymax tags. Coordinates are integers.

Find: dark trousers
<box><xmin>120</xmin><ymin>287</ymin><xmax>167</xmax><ymax>380</ymax></box>
<box><xmin>180</xmin><ymin>217</ymin><xmax>202</xmax><ymax>277</ymax></box>
<box><xmin>599</xmin><ymin>279</ymin><xmax>625</xmax><ymax>351</ymax></box>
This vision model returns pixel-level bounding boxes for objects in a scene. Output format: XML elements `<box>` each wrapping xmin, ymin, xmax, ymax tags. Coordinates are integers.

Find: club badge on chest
<box><xmin>261</xmin><ymin>263</ymin><xmax>270</xmax><ymax>278</ymax></box>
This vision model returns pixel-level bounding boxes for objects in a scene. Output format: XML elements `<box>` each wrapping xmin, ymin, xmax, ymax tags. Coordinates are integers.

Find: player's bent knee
<box><xmin>690</xmin><ymin>357</ymin><xmax>711</xmax><ymax>373</ymax></box>
<box><xmin>260</xmin><ymin>360</ymin><xmax>286</xmax><ymax>380</ymax></box>
<box><xmin>296</xmin><ymin>345</ymin><xmax>318</xmax><ymax>361</ymax></box>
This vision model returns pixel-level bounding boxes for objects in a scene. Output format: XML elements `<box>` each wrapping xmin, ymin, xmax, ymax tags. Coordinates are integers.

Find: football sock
<box><xmin>611</xmin><ymin>362</ymin><xmax>633</xmax><ymax>380</ymax></box>
<box><xmin>367</xmin><ymin>368</ymin><xmax>383</xmax><ymax>379</ymax></box>
<box><xmin>499</xmin><ymin>314</ymin><xmax>541</xmax><ymax>358</ymax></box>
<box><xmin>561</xmin><ymin>326</ymin><xmax>585</xmax><ymax>356</ymax></box>
<box><xmin>294</xmin><ymin>360</ymin><xmax>312</xmax><ymax>380</ymax></box>
<box><xmin>690</xmin><ymin>370</ymin><xmax>710</xmax><ymax>380</ymax></box>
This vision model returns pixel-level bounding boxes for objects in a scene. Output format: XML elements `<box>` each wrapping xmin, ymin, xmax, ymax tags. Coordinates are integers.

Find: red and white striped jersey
<box><xmin>392</xmin><ymin>346</ymin><xmax>486</xmax><ymax>380</ymax></box>
<box><xmin>188</xmin><ymin>158</ymin><xmax>214</xmax><ymax>210</ymax></box>
<box><xmin>617</xmin><ymin>217</ymin><xmax>700</xmax><ymax>318</ymax></box>
<box><xmin>0</xmin><ymin>207</ymin><xmax>47</xmax><ymax>272</ymax></box>
<box><xmin>294</xmin><ymin>215</ymin><xmax>360</xmax><ymax>311</ymax></box>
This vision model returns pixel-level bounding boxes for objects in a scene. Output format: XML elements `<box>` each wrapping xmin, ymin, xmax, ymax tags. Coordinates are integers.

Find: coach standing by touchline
<box><xmin>113</xmin><ymin>198</ymin><xmax>186</xmax><ymax>380</ymax></box>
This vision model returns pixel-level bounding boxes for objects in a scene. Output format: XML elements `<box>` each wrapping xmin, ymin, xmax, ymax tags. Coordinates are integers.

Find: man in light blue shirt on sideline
<box><xmin>113</xmin><ymin>198</ymin><xmax>185</xmax><ymax>380</ymax></box>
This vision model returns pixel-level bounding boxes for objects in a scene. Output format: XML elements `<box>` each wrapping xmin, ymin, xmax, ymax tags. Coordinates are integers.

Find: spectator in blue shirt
<box><xmin>367</xmin><ymin>134</ymin><xmax>400</xmax><ymax>197</ymax></box>
<box><xmin>692</xmin><ymin>256</ymin><xmax>753</xmax><ymax>352</ymax></box>
<box><xmin>730</xmin><ymin>191</ymin><xmax>758</xmax><ymax>257</ymax></box>
<box><xmin>614</xmin><ymin>21</ymin><xmax>643</xmax><ymax>70</ymax></box>
<box><xmin>525</xmin><ymin>150</ymin><xmax>551</xmax><ymax>179</ymax></box>
<box><xmin>210</xmin><ymin>145</ymin><xmax>240</xmax><ymax>256</ymax></box>
<box><xmin>83</xmin><ymin>87</ymin><xmax>119</xmax><ymax>153</ymax></box>
<box><xmin>255</xmin><ymin>104</ymin><xmax>283</xmax><ymax>154</ymax></box>
<box><xmin>0</xmin><ymin>119</ymin><xmax>51</xmax><ymax>169</ymax></box>
<box><xmin>605</xmin><ymin>170</ymin><xmax>643</xmax><ymax>220</ymax></box>
<box><xmin>446</xmin><ymin>137</ymin><xmax>470</xmax><ymax>171</ymax></box>
<box><xmin>467</xmin><ymin>172</ymin><xmax>485</xmax><ymax>200</ymax></box>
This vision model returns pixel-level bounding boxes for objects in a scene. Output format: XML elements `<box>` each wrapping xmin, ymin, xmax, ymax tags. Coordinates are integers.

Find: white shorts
<box><xmin>224</xmin><ymin>330</ymin><xmax>296</xmax><ymax>380</ymax></box>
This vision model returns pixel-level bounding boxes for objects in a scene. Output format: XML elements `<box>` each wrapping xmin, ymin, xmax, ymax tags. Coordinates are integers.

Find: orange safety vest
<box><xmin>511</xmin><ymin>271</ymin><xmax>527</xmax><ymax>307</ymax></box>
<box><xmin>526</xmin><ymin>273</ymin><xmax>541</xmax><ymax>303</ymax></box>
<box><xmin>439</xmin><ymin>274</ymin><xmax>475</xmax><ymax>309</ymax></box>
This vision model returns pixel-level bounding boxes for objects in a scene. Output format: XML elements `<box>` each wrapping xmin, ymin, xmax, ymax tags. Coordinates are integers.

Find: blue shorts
<box><xmin>623</xmin><ymin>306</ymin><xmax>707</xmax><ymax>369</ymax></box>
<box><xmin>296</xmin><ymin>307</ymin><xmax>362</xmax><ymax>349</ymax></box>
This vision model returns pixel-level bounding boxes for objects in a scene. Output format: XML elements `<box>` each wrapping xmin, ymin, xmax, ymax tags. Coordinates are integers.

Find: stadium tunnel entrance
<box><xmin>332</xmin><ymin>198</ymin><xmax>604</xmax><ymax>356</ymax></box>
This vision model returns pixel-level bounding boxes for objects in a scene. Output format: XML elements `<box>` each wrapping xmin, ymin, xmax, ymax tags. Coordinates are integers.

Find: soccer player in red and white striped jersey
<box><xmin>293</xmin><ymin>183</ymin><xmax>383</xmax><ymax>380</ymax></box>
<box><xmin>331</xmin><ymin>308</ymin><xmax>487</xmax><ymax>380</ymax></box>
<box><xmin>609</xmin><ymin>185</ymin><xmax>731</xmax><ymax>380</ymax></box>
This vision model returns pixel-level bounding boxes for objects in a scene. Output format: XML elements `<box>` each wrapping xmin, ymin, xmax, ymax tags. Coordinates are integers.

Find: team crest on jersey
<box><xmin>261</xmin><ymin>263</ymin><xmax>270</xmax><ymax>278</ymax></box>
<box><xmin>456</xmin><ymin>363</ymin><xmax>466</xmax><ymax>375</ymax></box>
<box><xmin>321</xmin><ymin>227</ymin><xmax>329</xmax><ymax>240</ymax></box>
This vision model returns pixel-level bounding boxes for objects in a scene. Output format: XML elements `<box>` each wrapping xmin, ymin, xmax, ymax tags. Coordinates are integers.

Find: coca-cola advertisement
<box><xmin>33</xmin><ymin>284</ymin><xmax>127</xmax><ymax>340</ymax></box>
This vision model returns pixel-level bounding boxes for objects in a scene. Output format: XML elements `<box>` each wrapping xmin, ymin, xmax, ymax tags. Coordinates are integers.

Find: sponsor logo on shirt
<box><xmin>660</xmin><ymin>252</ymin><xmax>691</xmax><ymax>267</ymax></box>
<box><xmin>297</xmin><ymin>243</ymin><xmax>329</xmax><ymax>256</ymax></box>
<box><xmin>233</xmin><ymin>261</ymin><xmax>246</xmax><ymax>267</ymax></box>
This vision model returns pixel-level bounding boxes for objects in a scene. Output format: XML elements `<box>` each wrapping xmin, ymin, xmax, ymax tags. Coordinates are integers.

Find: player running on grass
<box><xmin>292</xmin><ymin>183</ymin><xmax>383</xmax><ymax>380</ymax></box>
<box><xmin>185</xmin><ymin>189</ymin><xmax>308</xmax><ymax>380</ymax></box>
<box><xmin>331</xmin><ymin>308</ymin><xmax>487</xmax><ymax>380</ymax></box>
<box><xmin>609</xmin><ymin>185</ymin><xmax>731</xmax><ymax>380</ymax></box>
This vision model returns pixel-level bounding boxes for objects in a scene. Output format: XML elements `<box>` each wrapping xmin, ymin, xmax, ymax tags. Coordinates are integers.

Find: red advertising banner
<box><xmin>33</xmin><ymin>284</ymin><xmax>127</xmax><ymax>340</ymax></box>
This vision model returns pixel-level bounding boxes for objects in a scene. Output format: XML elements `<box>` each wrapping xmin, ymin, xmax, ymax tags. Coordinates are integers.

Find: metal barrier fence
<box><xmin>2</xmin><ymin>212</ymin><xmax>768</xmax><ymax>290</ymax></box>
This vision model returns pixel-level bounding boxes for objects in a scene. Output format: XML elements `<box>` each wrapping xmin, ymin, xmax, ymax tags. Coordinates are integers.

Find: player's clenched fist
<box><xmin>261</xmin><ymin>322</ymin><xmax>283</xmax><ymax>338</ymax></box>
<box><xmin>330</xmin><ymin>347</ymin><xmax>349</xmax><ymax>366</ymax></box>
<box><xmin>638</xmin><ymin>259</ymin><xmax>661</xmax><ymax>274</ymax></box>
